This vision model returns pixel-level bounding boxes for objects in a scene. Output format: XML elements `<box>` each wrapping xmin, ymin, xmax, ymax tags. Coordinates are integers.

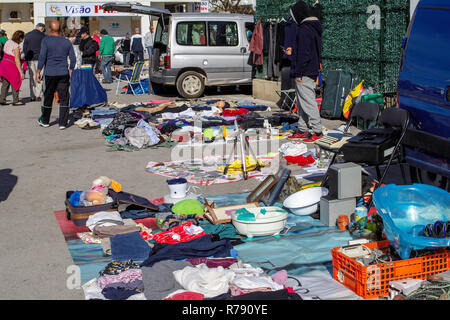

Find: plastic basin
<box><xmin>373</xmin><ymin>184</ymin><xmax>450</xmax><ymax>259</ymax></box>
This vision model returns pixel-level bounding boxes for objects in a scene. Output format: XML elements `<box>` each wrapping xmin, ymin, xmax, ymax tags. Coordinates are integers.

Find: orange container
<box><xmin>331</xmin><ymin>240</ymin><xmax>450</xmax><ymax>299</ymax></box>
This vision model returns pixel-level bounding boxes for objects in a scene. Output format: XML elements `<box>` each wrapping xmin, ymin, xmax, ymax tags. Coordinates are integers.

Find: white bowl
<box><xmin>283</xmin><ymin>187</ymin><xmax>328</xmax><ymax>216</ymax></box>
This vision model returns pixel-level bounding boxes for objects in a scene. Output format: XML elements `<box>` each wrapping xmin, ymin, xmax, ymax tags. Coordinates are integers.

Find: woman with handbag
<box><xmin>0</xmin><ymin>30</ymin><xmax>25</xmax><ymax>105</ymax></box>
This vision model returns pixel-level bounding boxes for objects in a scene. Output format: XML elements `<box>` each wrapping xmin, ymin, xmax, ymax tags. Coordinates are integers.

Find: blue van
<box><xmin>398</xmin><ymin>0</ymin><xmax>450</xmax><ymax>190</ymax></box>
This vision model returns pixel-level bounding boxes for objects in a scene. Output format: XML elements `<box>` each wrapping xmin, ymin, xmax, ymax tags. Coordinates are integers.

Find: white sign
<box><xmin>193</xmin><ymin>1</ymin><xmax>208</xmax><ymax>13</ymax></box>
<box><xmin>46</xmin><ymin>2</ymin><xmax>137</xmax><ymax>17</ymax></box>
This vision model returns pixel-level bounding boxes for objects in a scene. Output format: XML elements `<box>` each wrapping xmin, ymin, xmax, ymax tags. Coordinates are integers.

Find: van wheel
<box><xmin>176</xmin><ymin>71</ymin><xmax>205</xmax><ymax>99</ymax></box>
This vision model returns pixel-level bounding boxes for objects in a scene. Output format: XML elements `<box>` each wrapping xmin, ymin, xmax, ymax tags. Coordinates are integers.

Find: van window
<box><xmin>155</xmin><ymin>16</ymin><xmax>169</xmax><ymax>46</ymax></box>
<box><xmin>403</xmin><ymin>8</ymin><xmax>450</xmax><ymax>77</ymax></box>
<box><xmin>176</xmin><ymin>22</ymin><xmax>207</xmax><ymax>46</ymax></box>
<box><xmin>208</xmin><ymin>21</ymin><xmax>238</xmax><ymax>46</ymax></box>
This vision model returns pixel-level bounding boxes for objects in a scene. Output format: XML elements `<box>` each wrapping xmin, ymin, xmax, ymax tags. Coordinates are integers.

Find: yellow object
<box><xmin>343</xmin><ymin>80</ymin><xmax>364</xmax><ymax>119</ymax></box>
<box><xmin>110</xmin><ymin>180</ymin><xmax>122</xmax><ymax>193</ymax></box>
<box><xmin>300</xmin><ymin>182</ymin><xmax>322</xmax><ymax>189</ymax></box>
<box><xmin>218</xmin><ymin>156</ymin><xmax>262</xmax><ymax>173</ymax></box>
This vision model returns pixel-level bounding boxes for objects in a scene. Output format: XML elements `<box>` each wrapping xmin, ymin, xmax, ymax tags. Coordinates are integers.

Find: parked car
<box><xmin>398</xmin><ymin>0</ymin><xmax>450</xmax><ymax>190</ymax></box>
<box><xmin>102</xmin><ymin>2</ymin><xmax>254</xmax><ymax>98</ymax></box>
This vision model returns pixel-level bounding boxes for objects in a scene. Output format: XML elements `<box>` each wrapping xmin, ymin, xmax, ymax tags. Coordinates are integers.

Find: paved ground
<box><xmin>0</xmin><ymin>72</ymin><xmax>348</xmax><ymax>300</ymax></box>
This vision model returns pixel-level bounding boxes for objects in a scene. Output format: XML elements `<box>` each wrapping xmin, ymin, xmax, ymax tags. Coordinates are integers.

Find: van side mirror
<box><xmin>401</xmin><ymin>37</ymin><xmax>407</xmax><ymax>49</ymax></box>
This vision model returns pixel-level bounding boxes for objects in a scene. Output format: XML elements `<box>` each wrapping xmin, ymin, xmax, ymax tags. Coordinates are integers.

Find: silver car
<box><xmin>102</xmin><ymin>2</ymin><xmax>254</xmax><ymax>98</ymax></box>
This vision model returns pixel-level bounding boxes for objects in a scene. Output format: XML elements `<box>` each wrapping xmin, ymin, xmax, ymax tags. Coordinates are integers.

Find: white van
<box><xmin>102</xmin><ymin>2</ymin><xmax>255</xmax><ymax>98</ymax></box>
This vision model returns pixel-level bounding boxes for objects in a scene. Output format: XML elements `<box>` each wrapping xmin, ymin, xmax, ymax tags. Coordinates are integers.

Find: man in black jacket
<box><xmin>79</xmin><ymin>26</ymin><xmax>99</xmax><ymax>70</ymax></box>
<box><xmin>23</xmin><ymin>23</ymin><xmax>46</xmax><ymax>101</ymax></box>
<box><xmin>286</xmin><ymin>0</ymin><xmax>323</xmax><ymax>142</ymax></box>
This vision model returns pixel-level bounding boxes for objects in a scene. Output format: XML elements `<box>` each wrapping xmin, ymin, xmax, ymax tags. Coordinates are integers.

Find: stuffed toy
<box><xmin>87</xmin><ymin>176</ymin><xmax>122</xmax><ymax>205</ymax></box>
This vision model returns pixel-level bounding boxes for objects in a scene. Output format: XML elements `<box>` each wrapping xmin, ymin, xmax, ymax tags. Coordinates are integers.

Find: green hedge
<box><xmin>256</xmin><ymin>0</ymin><xmax>410</xmax><ymax>93</ymax></box>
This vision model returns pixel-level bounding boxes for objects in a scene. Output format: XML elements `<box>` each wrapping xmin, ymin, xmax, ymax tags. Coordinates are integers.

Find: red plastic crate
<box><xmin>331</xmin><ymin>240</ymin><xmax>450</xmax><ymax>299</ymax></box>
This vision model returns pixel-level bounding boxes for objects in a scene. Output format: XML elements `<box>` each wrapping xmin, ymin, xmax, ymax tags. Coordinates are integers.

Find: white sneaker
<box><xmin>59</xmin><ymin>126</ymin><xmax>66</xmax><ymax>130</ymax></box>
<box><xmin>37</xmin><ymin>118</ymin><xmax>49</xmax><ymax>128</ymax></box>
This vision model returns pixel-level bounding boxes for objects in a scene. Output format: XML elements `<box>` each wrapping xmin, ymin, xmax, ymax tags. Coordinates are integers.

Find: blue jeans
<box><xmin>146</xmin><ymin>46</ymin><xmax>153</xmax><ymax>61</ymax></box>
<box><xmin>134</xmin><ymin>51</ymin><xmax>144</xmax><ymax>62</ymax></box>
<box><xmin>101</xmin><ymin>55</ymin><xmax>114</xmax><ymax>82</ymax></box>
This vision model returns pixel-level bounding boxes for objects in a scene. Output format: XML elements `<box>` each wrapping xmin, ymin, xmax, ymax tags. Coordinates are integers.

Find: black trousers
<box><xmin>41</xmin><ymin>75</ymin><xmax>70</xmax><ymax>126</ymax></box>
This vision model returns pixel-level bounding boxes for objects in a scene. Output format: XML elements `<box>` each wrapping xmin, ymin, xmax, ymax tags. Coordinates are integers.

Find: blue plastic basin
<box><xmin>373</xmin><ymin>184</ymin><xmax>450</xmax><ymax>259</ymax></box>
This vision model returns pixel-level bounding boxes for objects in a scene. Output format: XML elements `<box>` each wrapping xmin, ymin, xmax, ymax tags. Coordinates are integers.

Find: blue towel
<box><xmin>110</xmin><ymin>232</ymin><xmax>151</xmax><ymax>262</ymax></box>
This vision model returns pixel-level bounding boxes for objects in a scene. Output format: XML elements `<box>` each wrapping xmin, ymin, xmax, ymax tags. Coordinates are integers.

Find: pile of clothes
<box><xmin>80</xmin><ymin>206</ymin><xmax>302</xmax><ymax>300</ymax></box>
<box><xmin>71</xmin><ymin>98</ymin><xmax>299</xmax><ymax>151</ymax></box>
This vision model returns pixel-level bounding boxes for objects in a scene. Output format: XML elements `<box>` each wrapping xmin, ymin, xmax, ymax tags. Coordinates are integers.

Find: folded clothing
<box><xmin>93</xmin><ymin>224</ymin><xmax>141</xmax><ymax>238</ymax></box>
<box><xmin>222</xmin><ymin>108</ymin><xmax>249</xmax><ymax>117</ymax></box>
<box><xmin>140</xmin><ymin>234</ymin><xmax>233</xmax><ymax>268</ymax></box>
<box><xmin>187</xmin><ymin>257</ymin><xmax>239</xmax><ymax>269</ymax></box>
<box><xmin>97</xmin><ymin>268</ymin><xmax>143</xmax><ymax>290</ymax></box>
<box><xmin>173</xmin><ymin>264</ymin><xmax>235</xmax><ymax>298</ymax></box>
<box><xmin>142</xmin><ymin>260</ymin><xmax>192</xmax><ymax>300</ymax></box>
<box><xmin>99</xmin><ymin>260</ymin><xmax>140</xmax><ymax>277</ymax></box>
<box><xmin>101</xmin><ymin>287</ymin><xmax>141</xmax><ymax>300</ymax></box>
<box><xmin>164</xmin><ymin>291</ymin><xmax>204</xmax><ymax>300</ymax></box>
<box><xmin>86</xmin><ymin>211</ymin><xmax>124</xmax><ymax>232</ymax></box>
<box><xmin>110</xmin><ymin>231</ymin><xmax>151</xmax><ymax>262</ymax></box>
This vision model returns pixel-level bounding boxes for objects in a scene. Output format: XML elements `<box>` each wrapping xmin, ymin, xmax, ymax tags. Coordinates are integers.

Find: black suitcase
<box><xmin>340</xmin><ymin>128</ymin><xmax>400</xmax><ymax>165</ymax></box>
<box><xmin>321</xmin><ymin>70</ymin><xmax>354</xmax><ymax>119</ymax></box>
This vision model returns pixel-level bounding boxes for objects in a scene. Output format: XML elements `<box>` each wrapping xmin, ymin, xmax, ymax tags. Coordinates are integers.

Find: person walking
<box><xmin>0</xmin><ymin>30</ymin><xmax>25</xmax><ymax>106</ymax></box>
<box><xmin>131</xmin><ymin>28</ymin><xmax>144</xmax><ymax>62</ymax></box>
<box><xmin>79</xmin><ymin>26</ymin><xmax>99</xmax><ymax>70</ymax></box>
<box><xmin>23</xmin><ymin>23</ymin><xmax>46</xmax><ymax>101</ymax></box>
<box><xmin>143</xmin><ymin>25</ymin><xmax>154</xmax><ymax>62</ymax></box>
<box><xmin>92</xmin><ymin>30</ymin><xmax>101</xmax><ymax>74</ymax></box>
<box><xmin>98</xmin><ymin>29</ymin><xmax>115</xmax><ymax>84</ymax></box>
<box><xmin>36</xmin><ymin>20</ymin><xmax>76</xmax><ymax>129</ymax></box>
<box><xmin>121</xmin><ymin>33</ymin><xmax>131</xmax><ymax>67</ymax></box>
<box><xmin>286</xmin><ymin>0</ymin><xmax>324</xmax><ymax>142</ymax></box>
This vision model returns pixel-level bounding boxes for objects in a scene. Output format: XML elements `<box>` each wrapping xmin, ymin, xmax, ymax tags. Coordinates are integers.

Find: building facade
<box><xmin>0</xmin><ymin>0</ymin><xmax>202</xmax><ymax>38</ymax></box>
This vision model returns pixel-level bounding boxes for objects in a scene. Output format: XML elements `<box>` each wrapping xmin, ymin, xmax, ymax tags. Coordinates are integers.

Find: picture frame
<box><xmin>246</xmin><ymin>174</ymin><xmax>278</xmax><ymax>203</ymax></box>
<box><xmin>203</xmin><ymin>198</ymin><xmax>259</xmax><ymax>224</ymax></box>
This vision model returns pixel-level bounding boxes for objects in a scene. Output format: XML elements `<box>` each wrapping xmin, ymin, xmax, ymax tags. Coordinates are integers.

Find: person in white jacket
<box><xmin>143</xmin><ymin>25</ymin><xmax>154</xmax><ymax>62</ymax></box>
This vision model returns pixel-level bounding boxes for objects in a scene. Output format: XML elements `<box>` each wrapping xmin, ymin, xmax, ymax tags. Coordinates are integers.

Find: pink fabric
<box><xmin>0</xmin><ymin>53</ymin><xmax>22</xmax><ymax>91</ymax></box>
<box><xmin>270</xmin><ymin>270</ymin><xmax>288</xmax><ymax>286</ymax></box>
<box><xmin>97</xmin><ymin>269</ymin><xmax>142</xmax><ymax>289</ymax></box>
<box><xmin>146</xmin><ymin>100</ymin><xmax>175</xmax><ymax>104</ymax></box>
<box><xmin>164</xmin><ymin>292</ymin><xmax>204</xmax><ymax>300</ymax></box>
<box><xmin>93</xmin><ymin>35</ymin><xmax>101</xmax><ymax>56</ymax></box>
<box><xmin>229</xmin><ymin>284</ymin><xmax>273</xmax><ymax>296</ymax></box>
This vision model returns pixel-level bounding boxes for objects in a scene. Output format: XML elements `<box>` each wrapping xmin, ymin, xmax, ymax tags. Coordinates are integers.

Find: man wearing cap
<box><xmin>98</xmin><ymin>29</ymin><xmax>115</xmax><ymax>84</ymax></box>
<box><xmin>79</xmin><ymin>26</ymin><xmax>99</xmax><ymax>70</ymax></box>
<box><xmin>23</xmin><ymin>23</ymin><xmax>46</xmax><ymax>101</ymax></box>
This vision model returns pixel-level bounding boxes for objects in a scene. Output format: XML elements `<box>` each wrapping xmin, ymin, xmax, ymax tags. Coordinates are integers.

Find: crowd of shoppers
<box><xmin>0</xmin><ymin>23</ymin><xmax>155</xmax><ymax>120</ymax></box>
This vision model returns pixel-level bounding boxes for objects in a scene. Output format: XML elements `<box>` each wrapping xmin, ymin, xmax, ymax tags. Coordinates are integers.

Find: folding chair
<box><xmin>318</xmin><ymin>102</ymin><xmax>381</xmax><ymax>190</ymax></box>
<box><xmin>275</xmin><ymin>89</ymin><xmax>297</xmax><ymax>114</ymax></box>
<box><xmin>115</xmin><ymin>61</ymin><xmax>145</xmax><ymax>95</ymax></box>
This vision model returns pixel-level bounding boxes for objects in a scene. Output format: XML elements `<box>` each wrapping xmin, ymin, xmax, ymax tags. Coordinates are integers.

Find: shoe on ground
<box><xmin>288</xmin><ymin>131</ymin><xmax>309</xmax><ymax>140</ymax></box>
<box><xmin>37</xmin><ymin>117</ymin><xmax>49</xmax><ymax>127</ymax></box>
<box><xmin>59</xmin><ymin>126</ymin><xmax>67</xmax><ymax>130</ymax></box>
<box><xmin>302</xmin><ymin>132</ymin><xmax>324</xmax><ymax>143</ymax></box>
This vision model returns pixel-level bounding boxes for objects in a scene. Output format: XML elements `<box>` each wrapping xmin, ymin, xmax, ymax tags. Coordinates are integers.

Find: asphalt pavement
<box><xmin>0</xmin><ymin>72</ymin><xmax>346</xmax><ymax>299</ymax></box>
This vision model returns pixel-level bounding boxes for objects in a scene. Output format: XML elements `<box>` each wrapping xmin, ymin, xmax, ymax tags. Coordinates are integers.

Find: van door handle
<box><xmin>240</xmin><ymin>47</ymin><xmax>247</xmax><ymax>53</ymax></box>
